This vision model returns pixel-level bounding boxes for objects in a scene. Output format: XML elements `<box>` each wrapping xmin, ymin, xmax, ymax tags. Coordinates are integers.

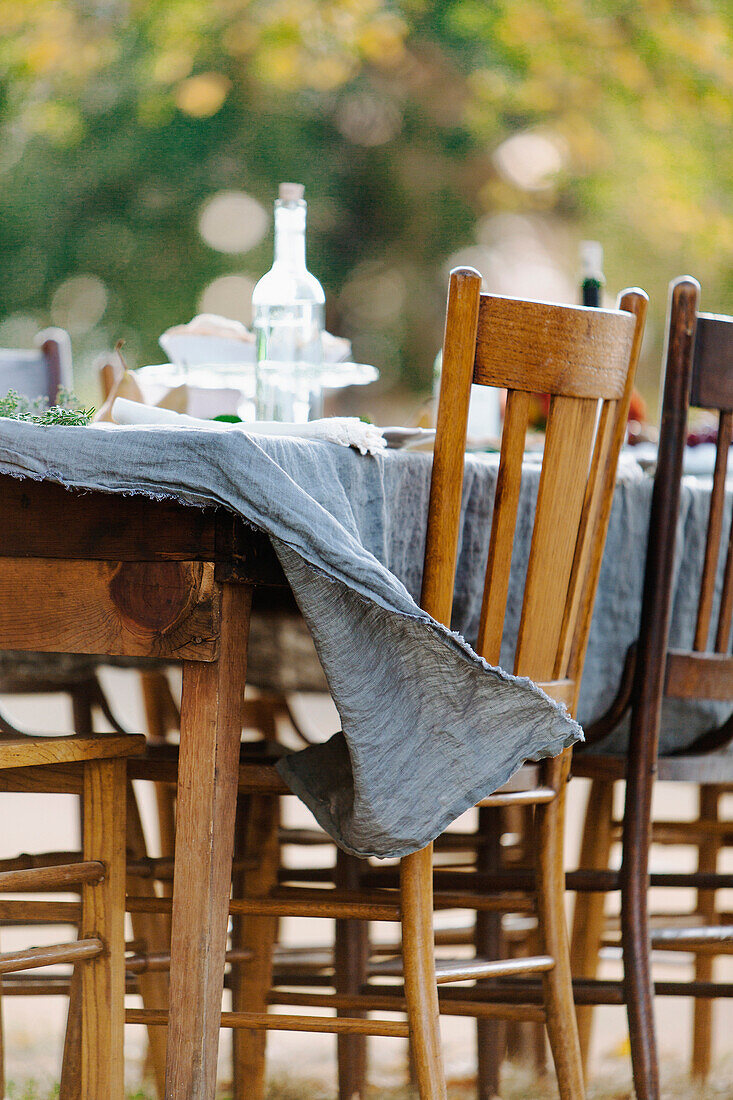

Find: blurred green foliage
<box><xmin>0</xmin><ymin>0</ymin><xmax>732</xmax><ymax>404</ymax></box>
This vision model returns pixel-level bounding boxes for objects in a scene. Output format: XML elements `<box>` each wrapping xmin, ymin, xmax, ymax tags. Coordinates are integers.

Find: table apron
<box><xmin>0</xmin><ymin>557</ymin><xmax>221</xmax><ymax>662</ymax></box>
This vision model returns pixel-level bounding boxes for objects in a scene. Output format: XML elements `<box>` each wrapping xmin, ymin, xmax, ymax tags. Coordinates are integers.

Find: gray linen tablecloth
<box><xmin>0</xmin><ymin>419</ymin><xmax>580</xmax><ymax>858</ymax></box>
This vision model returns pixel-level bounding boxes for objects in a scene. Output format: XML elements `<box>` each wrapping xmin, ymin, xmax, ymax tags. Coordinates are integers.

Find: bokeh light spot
<box><xmin>335</xmin><ymin>93</ymin><xmax>402</xmax><ymax>146</ymax></box>
<box><xmin>51</xmin><ymin>275</ymin><xmax>108</xmax><ymax>335</ymax></box>
<box><xmin>0</xmin><ymin>313</ymin><xmax>42</xmax><ymax>347</ymax></box>
<box><xmin>198</xmin><ymin>274</ymin><xmax>255</xmax><ymax>325</ymax></box>
<box><xmin>198</xmin><ymin>191</ymin><xmax>269</xmax><ymax>254</ymax></box>
<box><xmin>493</xmin><ymin>130</ymin><xmax>566</xmax><ymax>192</ymax></box>
<box><xmin>176</xmin><ymin>73</ymin><xmax>231</xmax><ymax>118</ymax></box>
<box><xmin>340</xmin><ymin>262</ymin><xmax>406</xmax><ymax>327</ymax></box>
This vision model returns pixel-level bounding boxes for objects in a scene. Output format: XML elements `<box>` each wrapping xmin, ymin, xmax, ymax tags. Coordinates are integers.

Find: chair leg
<box><xmin>400</xmin><ymin>843</ymin><xmax>447</xmax><ymax>1100</ymax></box>
<box><xmin>139</xmin><ymin>671</ymin><xmax>177</xmax><ymax>946</ymax></box>
<box><xmin>335</xmin><ymin>849</ymin><xmax>369</xmax><ymax>1100</ymax></box>
<box><xmin>126</xmin><ymin>782</ymin><xmax>169</xmax><ymax>1099</ymax></box>
<box><xmin>691</xmin><ymin>784</ymin><xmax>722</xmax><ymax>1081</ymax></box>
<box><xmin>475</xmin><ymin>805</ymin><xmax>504</xmax><ymax>1100</ymax></box>
<box><xmin>60</xmin><ymin>690</ymin><xmax>94</xmax><ymax>1098</ymax></box>
<box><xmin>504</xmin><ymin>804</ymin><xmax>545</xmax><ymax>1074</ymax></box>
<box><xmin>231</xmin><ymin>792</ymin><xmax>280</xmax><ymax>1100</ymax></box>
<box><xmin>80</xmin><ymin>757</ymin><xmax>127</xmax><ymax>1099</ymax></box>
<box><xmin>570</xmin><ymin>778</ymin><xmax>615</xmax><ymax>1073</ymax></box>
<box><xmin>534</xmin><ymin>751</ymin><xmax>584</xmax><ymax>1100</ymax></box>
<box><xmin>620</xmin><ymin>761</ymin><xmax>659</xmax><ymax>1100</ymax></box>
<box><xmin>58</xmin><ymin>968</ymin><xmax>84</xmax><ymax>1100</ymax></box>
<box><xmin>0</xmin><ymin>945</ymin><xmax>5</xmax><ymax>1100</ymax></box>
<box><xmin>165</xmin><ymin>582</ymin><xmax>252</xmax><ymax>1100</ymax></box>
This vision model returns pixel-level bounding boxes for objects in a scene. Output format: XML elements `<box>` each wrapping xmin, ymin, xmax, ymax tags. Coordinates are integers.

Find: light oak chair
<box><xmin>570</xmin><ymin>279</ymin><xmax>733</xmax><ymax>1098</ymax></box>
<box><xmin>207</xmin><ymin>268</ymin><xmax>646</xmax><ymax>1100</ymax></box>
<box><xmin>0</xmin><ymin>731</ymin><xmax>144</xmax><ymax>1097</ymax></box>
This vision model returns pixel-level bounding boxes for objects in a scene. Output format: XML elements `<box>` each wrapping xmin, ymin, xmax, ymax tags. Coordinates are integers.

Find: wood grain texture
<box><xmin>401</xmin><ymin>845</ymin><xmax>448</xmax><ymax>1100</ymax></box>
<box><xmin>692</xmin><ymin>785</ymin><xmax>723</xmax><ymax>1080</ymax></box>
<box><xmin>694</xmin><ymin>410</ymin><xmax>733</xmax><ymax>650</ymax></box>
<box><xmin>0</xmin><ymin>475</ymin><xmax>217</xmax><ymax>561</ymax></box>
<box><xmin>0</xmin><ymin>476</ymin><xmax>288</xmax><ymax>586</ymax></box>
<box><xmin>126</xmin><ymin>781</ymin><xmax>169</xmax><ymax>1098</ymax></box>
<box><xmin>231</xmin><ymin>795</ymin><xmax>280</xmax><ymax>1100</ymax></box>
<box><xmin>570</xmin><ymin>779</ymin><xmax>615</xmax><ymax>1073</ymax></box>
<box><xmin>473</xmin><ymin>295</ymin><xmax>636</xmax><ymax>397</ymax></box>
<box><xmin>476</xmin><ymin>389</ymin><xmax>530</xmax><ymax>664</ymax></box>
<box><xmin>80</xmin><ymin>758</ymin><xmax>127</xmax><ymax>1099</ymax></box>
<box><xmin>422</xmin><ymin>272</ymin><xmax>645</xmax><ymax>1100</ymax></box>
<box><xmin>0</xmin><ymin>734</ymin><xmax>145</xmax><ymax>770</ymax></box>
<box><xmin>421</xmin><ymin>267</ymin><xmax>482</xmax><ymax>626</ymax></box>
<box><xmin>0</xmin><ymin>939</ymin><xmax>102</xmax><ymax>974</ymax></box>
<box><xmin>0</xmin><ymin>861</ymin><xmax>104</xmax><ymax>893</ymax></box>
<box><xmin>665</xmin><ymin>650</ymin><xmax>733</xmax><ymax>699</ymax></box>
<box><xmin>0</xmin><ymin>557</ymin><xmax>221</xmax><ymax>660</ymax></box>
<box><xmin>514</xmin><ymin>395</ymin><xmax>599</xmax><ymax>681</ymax></box>
<box><xmin>165</xmin><ymin>582</ymin><xmax>252</xmax><ymax>1100</ymax></box>
<box><xmin>619</xmin><ymin>278</ymin><xmax>700</xmax><ymax>1100</ymax></box>
<box><xmin>566</xmin><ymin>289</ymin><xmax>648</xmax><ymax>709</ymax></box>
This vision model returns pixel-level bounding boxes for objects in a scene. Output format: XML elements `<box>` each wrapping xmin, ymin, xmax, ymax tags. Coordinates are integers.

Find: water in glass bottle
<box><xmin>252</xmin><ymin>182</ymin><xmax>325</xmax><ymax>421</ymax></box>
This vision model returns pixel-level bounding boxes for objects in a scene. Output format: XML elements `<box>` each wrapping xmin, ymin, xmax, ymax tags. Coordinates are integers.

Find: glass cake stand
<box><xmin>133</xmin><ymin>361</ymin><xmax>379</xmax><ymax>421</ymax></box>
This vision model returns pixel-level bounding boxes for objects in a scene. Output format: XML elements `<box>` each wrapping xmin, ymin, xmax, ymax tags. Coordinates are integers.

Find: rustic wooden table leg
<box><xmin>165</xmin><ymin>582</ymin><xmax>252</xmax><ymax>1100</ymax></box>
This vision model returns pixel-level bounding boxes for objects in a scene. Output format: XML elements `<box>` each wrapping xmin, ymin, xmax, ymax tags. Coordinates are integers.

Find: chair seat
<box><xmin>572</xmin><ymin>750</ymin><xmax>733</xmax><ymax>784</ymax></box>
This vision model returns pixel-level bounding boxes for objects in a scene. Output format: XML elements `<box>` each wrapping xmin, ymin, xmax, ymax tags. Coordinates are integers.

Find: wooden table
<box><xmin>0</xmin><ymin>473</ymin><xmax>288</xmax><ymax>1099</ymax></box>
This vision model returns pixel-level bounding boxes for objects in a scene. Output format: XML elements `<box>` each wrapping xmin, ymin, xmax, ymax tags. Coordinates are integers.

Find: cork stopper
<box><xmin>279</xmin><ymin>182</ymin><xmax>305</xmax><ymax>203</ymax></box>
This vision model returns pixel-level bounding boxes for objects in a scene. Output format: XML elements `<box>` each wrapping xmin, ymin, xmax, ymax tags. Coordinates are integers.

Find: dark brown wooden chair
<box><xmin>0</xmin><ymin>731</ymin><xmax>144</xmax><ymax>1097</ymax></box>
<box><xmin>570</xmin><ymin>278</ymin><xmax>733</xmax><ymax>1100</ymax></box>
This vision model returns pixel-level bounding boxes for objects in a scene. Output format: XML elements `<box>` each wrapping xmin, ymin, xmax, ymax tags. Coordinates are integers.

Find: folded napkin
<box><xmin>108</xmin><ymin>397</ymin><xmax>387</xmax><ymax>456</ymax></box>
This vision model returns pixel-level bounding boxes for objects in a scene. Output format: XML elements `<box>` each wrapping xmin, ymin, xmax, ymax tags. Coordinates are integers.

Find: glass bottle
<box><xmin>252</xmin><ymin>183</ymin><xmax>325</xmax><ymax>421</ymax></box>
<box><xmin>579</xmin><ymin>240</ymin><xmax>605</xmax><ymax>307</ymax></box>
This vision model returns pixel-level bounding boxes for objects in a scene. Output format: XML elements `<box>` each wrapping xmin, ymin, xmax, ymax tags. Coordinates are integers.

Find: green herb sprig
<box><xmin>0</xmin><ymin>388</ymin><xmax>95</xmax><ymax>426</ymax></box>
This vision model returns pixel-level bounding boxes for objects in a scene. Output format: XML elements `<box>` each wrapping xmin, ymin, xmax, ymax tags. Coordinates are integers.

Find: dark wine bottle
<box><xmin>579</xmin><ymin>240</ymin><xmax>604</xmax><ymax>307</ymax></box>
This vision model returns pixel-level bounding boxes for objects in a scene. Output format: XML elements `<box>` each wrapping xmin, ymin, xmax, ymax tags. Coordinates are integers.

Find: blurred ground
<box><xmin>2</xmin><ymin>669</ymin><xmax>733</xmax><ymax>1098</ymax></box>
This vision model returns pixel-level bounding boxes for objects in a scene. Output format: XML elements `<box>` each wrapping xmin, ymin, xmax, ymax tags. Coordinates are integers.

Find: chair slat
<box><xmin>514</xmin><ymin>395</ymin><xmax>599</xmax><ymax>681</ymax></box>
<box><xmin>565</xmin><ymin>289</ymin><xmax>649</xmax><ymax>706</ymax></box>
<box><xmin>715</xmin><ymin>448</ymin><xmax>733</xmax><ymax>652</ymax></box>
<box><xmin>476</xmin><ymin>389</ymin><xmax>530</xmax><ymax>664</ymax></box>
<box><xmin>555</xmin><ymin>399</ymin><xmax>616</xmax><ymax>683</ymax></box>
<box><xmin>694</xmin><ymin>409</ymin><xmax>733</xmax><ymax>650</ymax></box>
<box><xmin>691</xmin><ymin>313</ymin><xmax>733</xmax><ymax>410</ymax></box>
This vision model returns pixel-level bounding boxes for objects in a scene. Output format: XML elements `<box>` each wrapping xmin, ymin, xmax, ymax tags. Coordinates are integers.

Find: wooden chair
<box><xmin>0</xmin><ymin>327</ymin><xmax>72</xmax><ymax>404</ymax></box>
<box><xmin>179</xmin><ymin>268</ymin><xmax>645</xmax><ymax>1100</ymax></box>
<box><xmin>570</xmin><ymin>278</ymin><xmax>733</xmax><ymax>1099</ymax></box>
<box><xmin>0</xmin><ymin>730</ymin><xmax>144</xmax><ymax>1097</ymax></box>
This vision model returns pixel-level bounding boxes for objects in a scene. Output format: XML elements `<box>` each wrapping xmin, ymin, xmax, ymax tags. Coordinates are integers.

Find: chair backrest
<box><xmin>424</xmin><ymin>267</ymin><xmax>647</xmax><ymax>714</ymax></box>
<box><xmin>628</xmin><ymin>282</ymin><xmax>733</xmax><ymax>739</ymax></box>
<box><xmin>0</xmin><ymin>328</ymin><xmax>72</xmax><ymax>405</ymax></box>
<box><xmin>689</xmin><ymin>312</ymin><xmax>733</xmax><ymax>655</ymax></box>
